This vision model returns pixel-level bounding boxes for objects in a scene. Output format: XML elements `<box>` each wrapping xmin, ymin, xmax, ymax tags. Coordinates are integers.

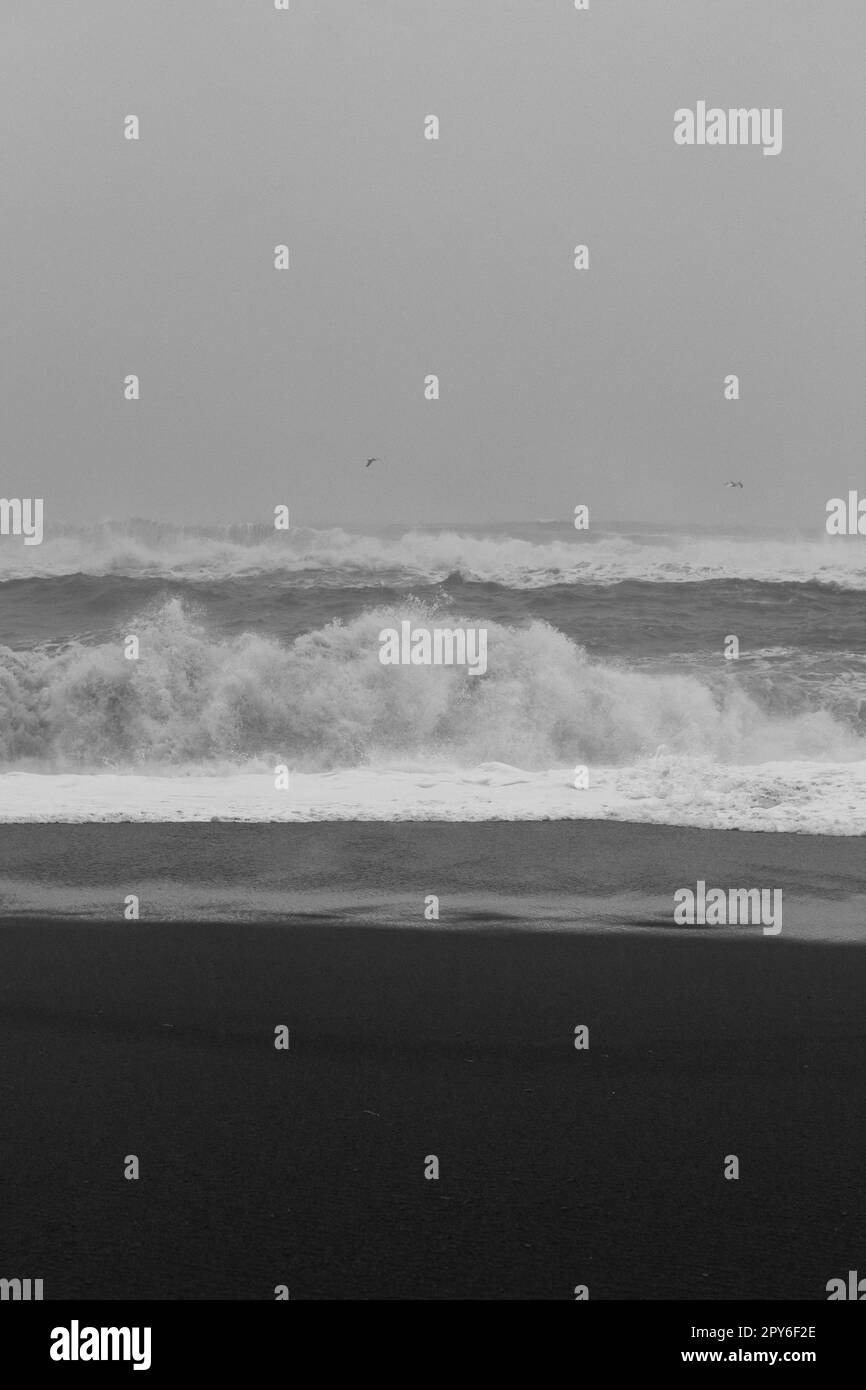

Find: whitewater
<box><xmin>1</xmin><ymin>517</ymin><xmax>865</xmax><ymax>589</ymax></box>
<box><xmin>1</xmin><ymin>521</ymin><xmax>864</xmax><ymax>830</ymax></box>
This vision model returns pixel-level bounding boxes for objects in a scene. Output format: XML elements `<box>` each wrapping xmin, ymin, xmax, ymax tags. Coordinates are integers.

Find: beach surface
<box><xmin>0</xmin><ymin>821</ymin><xmax>864</xmax><ymax>1299</ymax></box>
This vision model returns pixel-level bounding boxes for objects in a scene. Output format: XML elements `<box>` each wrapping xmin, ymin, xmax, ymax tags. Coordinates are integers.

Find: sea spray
<box><xmin>2</xmin><ymin>521</ymin><xmax>866</xmax><ymax>589</ymax></box>
<box><xmin>0</xmin><ymin>598</ymin><xmax>861</xmax><ymax>772</ymax></box>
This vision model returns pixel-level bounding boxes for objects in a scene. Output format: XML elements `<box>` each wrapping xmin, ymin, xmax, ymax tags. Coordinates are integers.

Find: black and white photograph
<box><xmin>1</xmin><ymin>0</ymin><xmax>864</xmax><ymax>1357</ymax></box>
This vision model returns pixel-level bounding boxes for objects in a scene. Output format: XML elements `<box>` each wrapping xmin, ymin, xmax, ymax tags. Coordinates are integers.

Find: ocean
<box><xmin>1</xmin><ymin>518</ymin><xmax>864</xmax><ymax>831</ymax></box>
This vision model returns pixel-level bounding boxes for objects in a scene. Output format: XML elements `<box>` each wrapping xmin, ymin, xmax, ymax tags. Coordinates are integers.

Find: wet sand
<box><xmin>0</xmin><ymin>822</ymin><xmax>864</xmax><ymax>1299</ymax></box>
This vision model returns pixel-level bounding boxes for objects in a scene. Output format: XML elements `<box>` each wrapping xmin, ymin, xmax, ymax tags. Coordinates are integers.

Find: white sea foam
<box><xmin>1</xmin><ymin>599</ymin><xmax>862</xmax><ymax>770</ymax></box>
<box><xmin>1</xmin><ymin>757</ymin><xmax>864</xmax><ymax>832</ymax></box>
<box><xmin>1</xmin><ymin>523</ymin><xmax>865</xmax><ymax>589</ymax></box>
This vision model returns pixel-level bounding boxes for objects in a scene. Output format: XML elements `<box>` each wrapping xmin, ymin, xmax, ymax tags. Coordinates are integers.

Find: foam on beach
<box><xmin>1</xmin><ymin>757</ymin><xmax>864</xmax><ymax>833</ymax></box>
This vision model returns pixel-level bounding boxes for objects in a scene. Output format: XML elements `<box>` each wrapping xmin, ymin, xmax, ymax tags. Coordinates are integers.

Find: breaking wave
<box><xmin>1</xmin><ymin>520</ymin><xmax>865</xmax><ymax>589</ymax></box>
<box><xmin>1</xmin><ymin>598</ymin><xmax>861</xmax><ymax>772</ymax></box>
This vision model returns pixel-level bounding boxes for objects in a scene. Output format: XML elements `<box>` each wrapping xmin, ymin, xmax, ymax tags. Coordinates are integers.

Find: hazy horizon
<box><xmin>3</xmin><ymin>0</ymin><xmax>863</xmax><ymax>533</ymax></box>
<box><xmin>5</xmin><ymin>511</ymin><xmax>856</xmax><ymax>540</ymax></box>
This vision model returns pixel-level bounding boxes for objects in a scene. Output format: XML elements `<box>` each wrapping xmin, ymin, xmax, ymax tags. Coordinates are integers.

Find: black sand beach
<box><xmin>1</xmin><ymin>822</ymin><xmax>864</xmax><ymax>1300</ymax></box>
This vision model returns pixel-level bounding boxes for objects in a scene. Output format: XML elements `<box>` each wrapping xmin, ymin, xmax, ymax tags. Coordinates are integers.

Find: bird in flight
<box><xmin>725</xmin><ymin>480</ymin><xmax>744</xmax><ymax>488</ymax></box>
<box><xmin>365</xmin><ymin>457</ymin><xmax>381</xmax><ymax>468</ymax></box>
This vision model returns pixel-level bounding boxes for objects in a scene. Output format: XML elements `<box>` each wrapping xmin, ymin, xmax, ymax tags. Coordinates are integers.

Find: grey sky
<box><xmin>2</xmin><ymin>0</ymin><xmax>863</xmax><ymax>529</ymax></box>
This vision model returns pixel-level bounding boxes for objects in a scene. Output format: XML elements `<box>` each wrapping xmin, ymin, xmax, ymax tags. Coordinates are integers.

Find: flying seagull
<box><xmin>365</xmin><ymin>457</ymin><xmax>381</xmax><ymax>468</ymax></box>
<box><xmin>725</xmin><ymin>480</ymin><xmax>744</xmax><ymax>488</ymax></box>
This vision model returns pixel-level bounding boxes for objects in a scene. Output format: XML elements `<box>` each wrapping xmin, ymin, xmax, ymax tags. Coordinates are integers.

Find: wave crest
<box><xmin>1</xmin><ymin>598</ymin><xmax>861</xmax><ymax>771</ymax></box>
<box><xmin>1</xmin><ymin>520</ymin><xmax>865</xmax><ymax>588</ymax></box>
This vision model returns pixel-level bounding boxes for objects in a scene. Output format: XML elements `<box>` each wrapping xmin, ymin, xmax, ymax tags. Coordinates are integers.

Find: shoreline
<box><xmin>1</xmin><ymin>819</ymin><xmax>865</xmax><ymax>936</ymax></box>
<box><xmin>1</xmin><ymin>761</ymin><xmax>866</xmax><ymax>833</ymax></box>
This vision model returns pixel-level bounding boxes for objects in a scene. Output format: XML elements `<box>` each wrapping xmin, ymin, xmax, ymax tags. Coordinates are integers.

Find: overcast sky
<box><xmin>2</xmin><ymin>0</ymin><xmax>863</xmax><ymax>530</ymax></box>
